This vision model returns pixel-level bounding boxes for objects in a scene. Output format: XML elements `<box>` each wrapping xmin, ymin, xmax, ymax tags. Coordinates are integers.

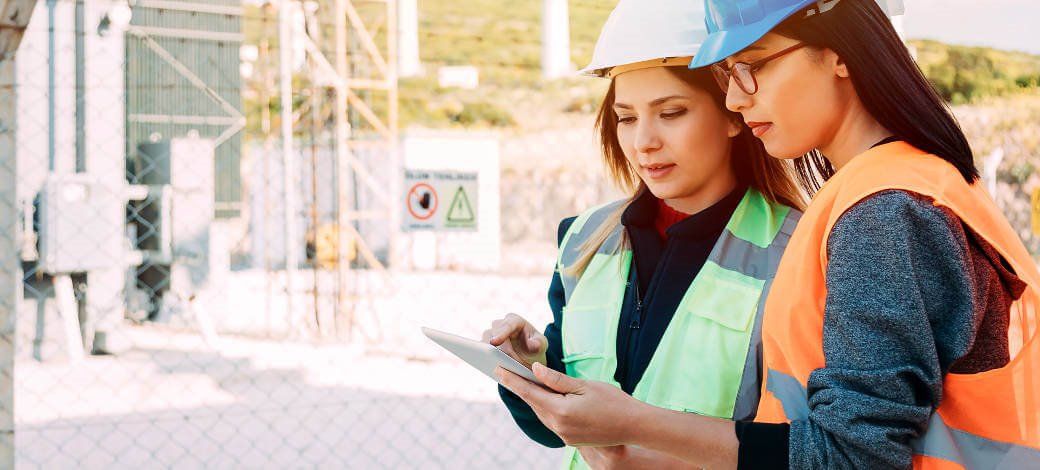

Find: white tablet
<box><xmin>421</xmin><ymin>326</ymin><xmax>544</xmax><ymax>385</ymax></box>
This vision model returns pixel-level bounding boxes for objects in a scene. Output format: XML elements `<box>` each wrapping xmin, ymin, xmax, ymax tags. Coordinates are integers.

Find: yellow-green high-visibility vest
<box><xmin>555</xmin><ymin>189</ymin><xmax>800</xmax><ymax>469</ymax></box>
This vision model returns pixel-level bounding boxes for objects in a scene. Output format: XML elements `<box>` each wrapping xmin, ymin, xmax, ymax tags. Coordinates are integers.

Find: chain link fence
<box><xmin>4</xmin><ymin>1</ymin><xmax>1040</xmax><ymax>469</ymax></box>
<box><xmin>0</xmin><ymin>1</ymin><xmax>623</xmax><ymax>468</ymax></box>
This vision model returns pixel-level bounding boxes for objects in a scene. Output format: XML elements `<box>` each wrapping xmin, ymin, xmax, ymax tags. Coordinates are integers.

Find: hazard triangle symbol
<box><xmin>446</xmin><ymin>186</ymin><xmax>475</xmax><ymax>223</ymax></box>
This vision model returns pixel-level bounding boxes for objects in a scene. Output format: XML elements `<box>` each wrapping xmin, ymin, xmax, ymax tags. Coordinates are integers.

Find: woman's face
<box><xmin>613</xmin><ymin>67</ymin><xmax>740</xmax><ymax>210</ymax></box>
<box><xmin>721</xmin><ymin>32</ymin><xmax>852</xmax><ymax>159</ymax></box>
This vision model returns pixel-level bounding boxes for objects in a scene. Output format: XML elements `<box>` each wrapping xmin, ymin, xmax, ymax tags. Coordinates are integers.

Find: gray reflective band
<box><xmin>558</xmin><ymin>200</ymin><xmax>627</xmax><ymax>304</ymax></box>
<box><xmin>773</xmin><ymin>209</ymin><xmax>801</xmax><ymax>252</ymax></box>
<box><xmin>767</xmin><ymin>368</ymin><xmax>1040</xmax><ymax>467</ymax></box>
<box><xmin>730</xmin><ymin>275</ymin><xmax>771</xmax><ymax>421</ymax></box>
<box><xmin>731</xmin><ymin>209</ymin><xmax>801</xmax><ymax>420</ymax></box>
<box><xmin>766</xmin><ymin>368</ymin><xmax>810</xmax><ymax>421</ymax></box>
<box><xmin>911</xmin><ymin>412</ymin><xmax>1040</xmax><ymax>469</ymax></box>
<box><xmin>712</xmin><ymin>210</ymin><xmax>801</xmax><ymax>282</ymax></box>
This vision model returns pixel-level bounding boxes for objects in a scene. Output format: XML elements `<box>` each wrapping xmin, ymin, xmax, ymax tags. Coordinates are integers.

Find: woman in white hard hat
<box><xmin>496</xmin><ymin>0</ymin><xmax>1040</xmax><ymax>469</ymax></box>
<box><xmin>483</xmin><ymin>0</ymin><xmax>805</xmax><ymax>468</ymax></box>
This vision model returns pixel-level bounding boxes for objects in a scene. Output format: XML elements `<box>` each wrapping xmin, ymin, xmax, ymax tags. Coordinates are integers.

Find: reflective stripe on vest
<box><xmin>758</xmin><ymin>141</ymin><xmax>1040</xmax><ymax>469</ymax></box>
<box><xmin>557</xmin><ymin>199</ymin><xmax>628</xmax><ymax>306</ymax></box>
<box><xmin>766</xmin><ymin>368</ymin><xmax>1040</xmax><ymax>468</ymax></box>
<box><xmin>557</xmin><ymin>189</ymin><xmax>800</xmax><ymax>470</ymax></box>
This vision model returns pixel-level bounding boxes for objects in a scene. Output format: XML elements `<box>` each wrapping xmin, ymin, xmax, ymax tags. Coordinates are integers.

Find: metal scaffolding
<box><xmin>268</xmin><ymin>0</ymin><xmax>399</xmax><ymax>336</ymax></box>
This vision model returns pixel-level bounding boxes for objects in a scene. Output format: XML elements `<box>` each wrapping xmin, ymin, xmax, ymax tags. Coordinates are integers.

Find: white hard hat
<box><xmin>579</xmin><ymin>0</ymin><xmax>709</xmax><ymax>78</ymax></box>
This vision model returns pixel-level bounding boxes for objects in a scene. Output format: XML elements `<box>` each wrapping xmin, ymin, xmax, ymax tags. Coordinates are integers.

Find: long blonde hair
<box><xmin>565</xmin><ymin>66</ymin><xmax>806</xmax><ymax>278</ymax></box>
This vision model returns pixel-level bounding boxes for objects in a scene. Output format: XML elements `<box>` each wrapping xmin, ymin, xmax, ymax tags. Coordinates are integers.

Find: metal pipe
<box><xmin>279</xmin><ymin>0</ymin><xmax>298</xmax><ymax>332</ymax></box>
<box><xmin>259</xmin><ymin>20</ymin><xmax>273</xmax><ymax>335</ymax></box>
<box><xmin>334</xmin><ymin>0</ymin><xmax>350</xmax><ymax>337</ymax></box>
<box><xmin>387</xmin><ymin>0</ymin><xmax>400</xmax><ymax>270</ymax></box>
<box><xmin>134</xmin><ymin>0</ymin><xmax>244</xmax><ymax>16</ymax></box>
<box><xmin>309</xmin><ymin>63</ymin><xmax>321</xmax><ymax>333</ymax></box>
<box><xmin>47</xmin><ymin>0</ymin><xmax>56</xmax><ymax>171</ymax></box>
<box><xmin>127</xmin><ymin>25</ymin><xmax>243</xmax><ymax>42</ymax></box>
<box><xmin>75</xmin><ymin>0</ymin><xmax>85</xmax><ymax>172</ymax></box>
<box><xmin>127</xmin><ymin>114</ymin><xmax>242</xmax><ymax>126</ymax></box>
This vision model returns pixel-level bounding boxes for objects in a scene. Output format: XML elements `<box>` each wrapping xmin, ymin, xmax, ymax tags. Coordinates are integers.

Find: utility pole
<box><xmin>541</xmin><ymin>0</ymin><xmax>570</xmax><ymax>79</ymax></box>
<box><xmin>397</xmin><ymin>0</ymin><xmax>420</xmax><ymax>77</ymax></box>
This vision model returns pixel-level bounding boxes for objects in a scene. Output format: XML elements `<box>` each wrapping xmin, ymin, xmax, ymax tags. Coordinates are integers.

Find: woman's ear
<box><xmin>833</xmin><ymin>52</ymin><xmax>849</xmax><ymax>78</ymax></box>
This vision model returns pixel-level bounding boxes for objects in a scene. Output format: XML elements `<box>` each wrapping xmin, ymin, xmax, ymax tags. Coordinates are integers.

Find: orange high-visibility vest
<box><xmin>758</xmin><ymin>141</ymin><xmax>1040</xmax><ymax>468</ymax></box>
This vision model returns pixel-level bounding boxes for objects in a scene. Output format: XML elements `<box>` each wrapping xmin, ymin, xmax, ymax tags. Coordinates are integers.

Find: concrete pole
<box><xmin>879</xmin><ymin>0</ymin><xmax>906</xmax><ymax>42</ymax></box>
<box><xmin>890</xmin><ymin>15</ymin><xmax>905</xmax><ymax>40</ymax></box>
<box><xmin>1</xmin><ymin>0</ymin><xmax>41</xmax><ymax>463</ymax></box>
<box><xmin>279</xmin><ymin>0</ymin><xmax>298</xmax><ymax>328</ymax></box>
<box><xmin>0</xmin><ymin>55</ymin><xmax>19</xmax><ymax>470</ymax></box>
<box><xmin>397</xmin><ymin>0</ymin><xmax>421</xmax><ymax>77</ymax></box>
<box><xmin>541</xmin><ymin>0</ymin><xmax>570</xmax><ymax>79</ymax></box>
<box><xmin>984</xmin><ymin>148</ymin><xmax>1005</xmax><ymax>198</ymax></box>
<box><xmin>84</xmin><ymin>0</ymin><xmax>131</xmax><ymax>355</ymax></box>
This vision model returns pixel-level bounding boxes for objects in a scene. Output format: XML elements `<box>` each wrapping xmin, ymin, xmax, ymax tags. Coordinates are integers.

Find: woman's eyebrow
<box><xmin>730</xmin><ymin>45</ymin><xmax>768</xmax><ymax>62</ymax></box>
<box><xmin>613</xmin><ymin>95</ymin><xmax>686</xmax><ymax>110</ymax></box>
<box><xmin>648</xmin><ymin>95</ymin><xmax>686</xmax><ymax>106</ymax></box>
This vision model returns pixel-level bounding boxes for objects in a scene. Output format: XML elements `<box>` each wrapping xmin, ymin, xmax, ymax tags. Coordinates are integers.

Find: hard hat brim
<box><xmin>689</xmin><ymin>2</ymin><xmax>809</xmax><ymax>69</ymax></box>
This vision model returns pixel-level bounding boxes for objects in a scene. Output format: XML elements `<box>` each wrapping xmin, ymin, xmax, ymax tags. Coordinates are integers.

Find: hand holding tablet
<box><xmin>421</xmin><ymin>326</ymin><xmax>545</xmax><ymax>385</ymax></box>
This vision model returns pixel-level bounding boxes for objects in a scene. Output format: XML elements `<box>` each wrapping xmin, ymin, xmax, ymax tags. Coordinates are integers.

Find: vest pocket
<box><xmin>685</xmin><ymin>262</ymin><xmax>764</xmax><ymax>332</ymax></box>
<box><xmin>561</xmin><ymin>304</ymin><xmax>612</xmax><ymax>380</ymax></box>
<box><xmin>562</xmin><ymin>351</ymin><xmax>607</xmax><ymax>381</ymax></box>
<box><xmin>561</xmin><ymin>351</ymin><xmax>603</xmax><ymax>363</ymax></box>
<box><xmin>636</xmin><ymin>269</ymin><xmax>764</xmax><ymax>418</ymax></box>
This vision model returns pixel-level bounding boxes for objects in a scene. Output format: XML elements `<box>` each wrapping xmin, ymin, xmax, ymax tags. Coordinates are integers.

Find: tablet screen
<box><xmin>422</xmin><ymin>327</ymin><xmax>544</xmax><ymax>385</ymax></box>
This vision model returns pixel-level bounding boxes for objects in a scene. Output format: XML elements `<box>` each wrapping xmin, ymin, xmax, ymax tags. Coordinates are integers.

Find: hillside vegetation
<box><xmin>911</xmin><ymin>39</ymin><xmax>1040</xmax><ymax>104</ymax></box>
<box><xmin>240</xmin><ymin>2</ymin><xmax>1040</xmax><ymax>130</ymax></box>
<box><xmin>403</xmin><ymin>4</ymin><xmax>1040</xmax><ymax>128</ymax></box>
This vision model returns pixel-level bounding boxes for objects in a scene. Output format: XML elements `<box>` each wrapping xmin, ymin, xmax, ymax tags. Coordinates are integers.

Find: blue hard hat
<box><xmin>689</xmin><ymin>0</ymin><xmax>818</xmax><ymax>69</ymax></box>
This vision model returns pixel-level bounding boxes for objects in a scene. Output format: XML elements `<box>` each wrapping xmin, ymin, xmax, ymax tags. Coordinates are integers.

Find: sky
<box><xmin>899</xmin><ymin>0</ymin><xmax>1039</xmax><ymax>54</ymax></box>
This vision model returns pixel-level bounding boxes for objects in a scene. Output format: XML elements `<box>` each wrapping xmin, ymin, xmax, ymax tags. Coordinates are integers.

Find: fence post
<box><xmin>1</xmin><ymin>1</ymin><xmax>41</xmax><ymax>463</ymax></box>
<box><xmin>0</xmin><ymin>54</ymin><xmax>17</xmax><ymax>467</ymax></box>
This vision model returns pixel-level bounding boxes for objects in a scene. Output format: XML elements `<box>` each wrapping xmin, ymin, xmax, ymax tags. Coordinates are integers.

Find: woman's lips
<box><xmin>747</xmin><ymin>121</ymin><xmax>773</xmax><ymax>138</ymax></box>
<box><xmin>643</xmin><ymin>163</ymin><xmax>676</xmax><ymax>179</ymax></box>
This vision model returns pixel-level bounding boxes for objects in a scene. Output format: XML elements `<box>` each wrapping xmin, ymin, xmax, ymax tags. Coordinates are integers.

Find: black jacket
<box><xmin>498</xmin><ymin>187</ymin><xmax>746</xmax><ymax>447</ymax></box>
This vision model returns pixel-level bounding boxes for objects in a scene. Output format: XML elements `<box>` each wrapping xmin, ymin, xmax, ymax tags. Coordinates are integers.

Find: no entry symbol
<box><xmin>407</xmin><ymin>183</ymin><xmax>438</xmax><ymax>220</ymax></box>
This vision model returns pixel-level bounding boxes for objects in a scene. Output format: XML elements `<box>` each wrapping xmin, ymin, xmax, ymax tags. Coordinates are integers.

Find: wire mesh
<box><xmin>4</xmin><ymin>1</ymin><xmax>1040</xmax><ymax>469</ymax></box>
<box><xmin>5</xmin><ymin>1</ymin><xmax>577</xmax><ymax>468</ymax></box>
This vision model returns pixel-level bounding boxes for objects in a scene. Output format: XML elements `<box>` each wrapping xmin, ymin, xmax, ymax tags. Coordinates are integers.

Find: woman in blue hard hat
<box><xmin>482</xmin><ymin>0</ymin><xmax>807</xmax><ymax>468</ymax></box>
<box><xmin>497</xmin><ymin>0</ymin><xmax>1040</xmax><ymax>469</ymax></box>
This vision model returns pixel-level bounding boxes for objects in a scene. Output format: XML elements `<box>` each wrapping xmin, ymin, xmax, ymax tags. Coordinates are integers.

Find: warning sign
<box><xmin>408</xmin><ymin>183</ymin><xmax>438</xmax><ymax>221</ymax></box>
<box><xmin>404</xmin><ymin>170</ymin><xmax>479</xmax><ymax>231</ymax></box>
<box><xmin>445</xmin><ymin>186</ymin><xmax>476</xmax><ymax>228</ymax></box>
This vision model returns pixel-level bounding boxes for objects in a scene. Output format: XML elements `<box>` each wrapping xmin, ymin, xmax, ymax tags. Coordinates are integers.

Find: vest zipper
<box><xmin>631</xmin><ymin>279</ymin><xmax>643</xmax><ymax>329</ymax></box>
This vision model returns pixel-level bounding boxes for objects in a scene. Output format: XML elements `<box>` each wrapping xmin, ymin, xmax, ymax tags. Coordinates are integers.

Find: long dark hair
<box><xmin>775</xmin><ymin>0</ymin><xmax>979</xmax><ymax>191</ymax></box>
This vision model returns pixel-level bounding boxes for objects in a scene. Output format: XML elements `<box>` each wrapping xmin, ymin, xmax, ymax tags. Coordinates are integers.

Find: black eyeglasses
<box><xmin>711</xmin><ymin>42</ymin><xmax>809</xmax><ymax>95</ymax></box>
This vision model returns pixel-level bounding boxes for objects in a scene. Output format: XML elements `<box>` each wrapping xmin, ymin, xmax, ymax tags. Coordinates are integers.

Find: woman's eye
<box><xmin>661</xmin><ymin>109</ymin><xmax>687</xmax><ymax>119</ymax></box>
<box><xmin>617</xmin><ymin>116</ymin><xmax>636</xmax><ymax>124</ymax></box>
